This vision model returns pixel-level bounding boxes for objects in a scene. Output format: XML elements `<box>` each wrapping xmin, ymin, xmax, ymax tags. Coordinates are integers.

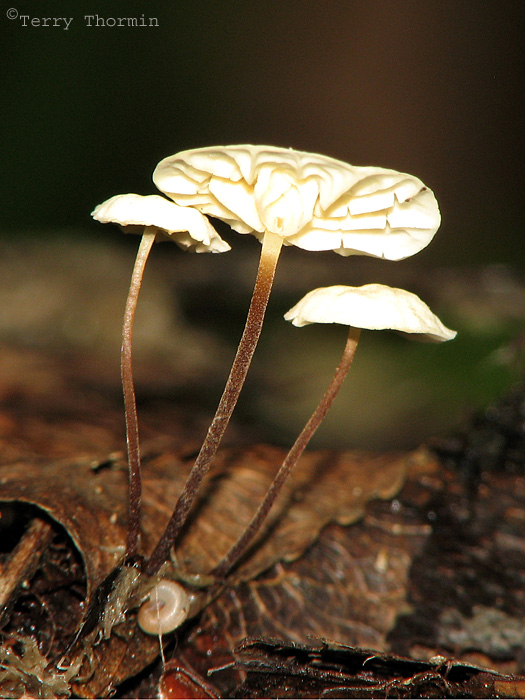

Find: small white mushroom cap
<box><xmin>153</xmin><ymin>145</ymin><xmax>440</xmax><ymax>260</ymax></box>
<box><xmin>284</xmin><ymin>284</ymin><xmax>457</xmax><ymax>342</ymax></box>
<box><xmin>91</xmin><ymin>193</ymin><xmax>230</xmax><ymax>253</ymax></box>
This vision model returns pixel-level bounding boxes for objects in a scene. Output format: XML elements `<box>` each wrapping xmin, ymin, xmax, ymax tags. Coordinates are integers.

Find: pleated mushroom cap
<box><xmin>285</xmin><ymin>284</ymin><xmax>456</xmax><ymax>342</ymax></box>
<box><xmin>153</xmin><ymin>145</ymin><xmax>440</xmax><ymax>260</ymax></box>
<box><xmin>92</xmin><ymin>193</ymin><xmax>230</xmax><ymax>253</ymax></box>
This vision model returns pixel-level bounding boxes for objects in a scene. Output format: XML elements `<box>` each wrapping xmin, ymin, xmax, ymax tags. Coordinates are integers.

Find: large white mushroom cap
<box><xmin>91</xmin><ymin>193</ymin><xmax>230</xmax><ymax>253</ymax></box>
<box><xmin>284</xmin><ymin>284</ymin><xmax>457</xmax><ymax>342</ymax></box>
<box><xmin>153</xmin><ymin>145</ymin><xmax>440</xmax><ymax>260</ymax></box>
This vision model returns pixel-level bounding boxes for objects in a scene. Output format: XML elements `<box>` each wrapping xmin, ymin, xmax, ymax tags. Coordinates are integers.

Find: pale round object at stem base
<box><xmin>138</xmin><ymin>580</ymin><xmax>190</xmax><ymax>635</ymax></box>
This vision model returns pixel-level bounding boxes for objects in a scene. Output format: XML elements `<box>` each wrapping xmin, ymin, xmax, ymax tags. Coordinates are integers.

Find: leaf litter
<box><xmin>0</xmin><ymin>345</ymin><xmax>524</xmax><ymax>697</ymax></box>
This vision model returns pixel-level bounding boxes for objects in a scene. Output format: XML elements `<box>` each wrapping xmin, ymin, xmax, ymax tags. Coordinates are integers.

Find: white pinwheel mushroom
<box><xmin>91</xmin><ymin>193</ymin><xmax>230</xmax><ymax>253</ymax></box>
<box><xmin>146</xmin><ymin>146</ymin><xmax>442</xmax><ymax>576</ymax></box>
<box><xmin>153</xmin><ymin>145</ymin><xmax>440</xmax><ymax>260</ymax></box>
<box><xmin>91</xmin><ymin>193</ymin><xmax>229</xmax><ymax>558</ymax></box>
<box><xmin>284</xmin><ymin>284</ymin><xmax>457</xmax><ymax>342</ymax></box>
<box><xmin>211</xmin><ymin>284</ymin><xmax>455</xmax><ymax>579</ymax></box>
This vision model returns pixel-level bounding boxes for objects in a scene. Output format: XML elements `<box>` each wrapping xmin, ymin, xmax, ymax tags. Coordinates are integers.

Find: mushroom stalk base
<box><xmin>211</xmin><ymin>325</ymin><xmax>361</xmax><ymax>579</ymax></box>
<box><xmin>145</xmin><ymin>231</ymin><xmax>284</xmax><ymax>576</ymax></box>
<box><xmin>122</xmin><ymin>228</ymin><xmax>156</xmax><ymax>557</ymax></box>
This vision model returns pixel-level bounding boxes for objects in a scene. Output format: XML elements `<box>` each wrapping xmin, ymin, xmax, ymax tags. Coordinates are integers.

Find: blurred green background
<box><xmin>1</xmin><ymin>1</ymin><xmax>523</xmax><ymax>449</ymax></box>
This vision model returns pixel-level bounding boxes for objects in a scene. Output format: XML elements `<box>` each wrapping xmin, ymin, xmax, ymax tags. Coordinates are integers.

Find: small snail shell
<box><xmin>138</xmin><ymin>580</ymin><xmax>190</xmax><ymax>635</ymax></box>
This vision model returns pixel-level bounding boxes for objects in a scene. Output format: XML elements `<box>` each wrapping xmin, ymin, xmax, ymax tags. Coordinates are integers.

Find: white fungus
<box><xmin>91</xmin><ymin>193</ymin><xmax>230</xmax><ymax>253</ymax></box>
<box><xmin>152</xmin><ymin>145</ymin><xmax>440</xmax><ymax>260</ymax></box>
<box><xmin>284</xmin><ymin>284</ymin><xmax>457</xmax><ymax>342</ymax></box>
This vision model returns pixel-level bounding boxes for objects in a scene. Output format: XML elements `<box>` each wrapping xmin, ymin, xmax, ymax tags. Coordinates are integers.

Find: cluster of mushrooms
<box><xmin>92</xmin><ymin>145</ymin><xmax>456</xmax><ymax>637</ymax></box>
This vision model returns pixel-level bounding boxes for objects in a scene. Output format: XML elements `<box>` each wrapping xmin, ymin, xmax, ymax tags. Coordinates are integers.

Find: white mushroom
<box><xmin>211</xmin><ymin>283</ymin><xmax>455</xmax><ymax>579</ymax></box>
<box><xmin>145</xmin><ymin>145</ymin><xmax>441</xmax><ymax>576</ymax></box>
<box><xmin>284</xmin><ymin>284</ymin><xmax>457</xmax><ymax>342</ymax></box>
<box><xmin>91</xmin><ymin>193</ymin><xmax>229</xmax><ymax>558</ymax></box>
<box><xmin>92</xmin><ymin>193</ymin><xmax>230</xmax><ymax>253</ymax></box>
<box><xmin>153</xmin><ymin>145</ymin><xmax>440</xmax><ymax>260</ymax></box>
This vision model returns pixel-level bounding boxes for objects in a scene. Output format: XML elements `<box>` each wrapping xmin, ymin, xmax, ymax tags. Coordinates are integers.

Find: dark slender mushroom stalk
<box><xmin>145</xmin><ymin>145</ymin><xmax>442</xmax><ymax>576</ymax></box>
<box><xmin>210</xmin><ymin>283</ymin><xmax>456</xmax><ymax>579</ymax></box>
<box><xmin>91</xmin><ymin>193</ymin><xmax>230</xmax><ymax>557</ymax></box>
<box><xmin>135</xmin><ymin>284</ymin><xmax>456</xmax><ymax>636</ymax></box>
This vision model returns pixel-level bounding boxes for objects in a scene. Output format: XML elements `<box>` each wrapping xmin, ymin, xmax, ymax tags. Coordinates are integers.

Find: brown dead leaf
<box><xmin>158</xmin><ymin>444</ymin><xmax>410</xmax><ymax>582</ymax></box>
<box><xmin>0</xmin><ymin>446</ymin><xmax>412</xmax><ymax>593</ymax></box>
<box><xmin>175</xmin><ymin>451</ymin><xmax>441</xmax><ymax>696</ymax></box>
<box><xmin>227</xmin><ymin>638</ymin><xmax>525</xmax><ymax>699</ymax></box>
<box><xmin>0</xmin><ymin>392</ymin><xmax>414</xmax><ymax>696</ymax></box>
<box><xmin>2</xmin><ymin>340</ymin><xmax>523</xmax><ymax>697</ymax></box>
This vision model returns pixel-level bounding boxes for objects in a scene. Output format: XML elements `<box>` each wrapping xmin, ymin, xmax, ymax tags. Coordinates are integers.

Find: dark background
<box><xmin>1</xmin><ymin>1</ymin><xmax>524</xmax><ymax>449</ymax></box>
<box><xmin>2</xmin><ymin>0</ymin><xmax>523</xmax><ymax>264</ymax></box>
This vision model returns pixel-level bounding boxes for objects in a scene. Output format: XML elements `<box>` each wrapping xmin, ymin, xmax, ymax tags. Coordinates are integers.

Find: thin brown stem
<box><xmin>211</xmin><ymin>326</ymin><xmax>361</xmax><ymax>579</ymax></box>
<box><xmin>145</xmin><ymin>232</ymin><xmax>284</xmax><ymax>576</ymax></box>
<box><xmin>122</xmin><ymin>228</ymin><xmax>156</xmax><ymax>557</ymax></box>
